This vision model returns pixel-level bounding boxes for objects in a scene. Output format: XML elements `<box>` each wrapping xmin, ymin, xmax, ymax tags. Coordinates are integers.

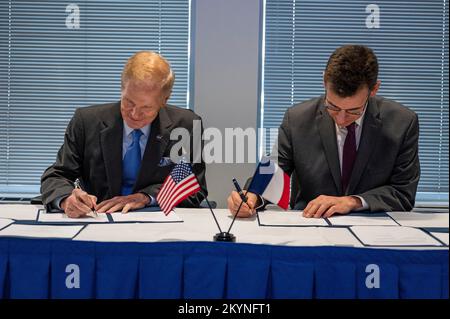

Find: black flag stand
<box><xmin>226</xmin><ymin>190</ymin><xmax>248</xmax><ymax>235</ymax></box>
<box><xmin>193</xmin><ymin>174</ymin><xmax>236</xmax><ymax>242</ymax></box>
<box><xmin>199</xmin><ymin>191</ymin><xmax>223</xmax><ymax>232</ymax></box>
<box><xmin>200</xmin><ymin>190</ymin><xmax>236</xmax><ymax>242</ymax></box>
<box><xmin>212</xmin><ymin>199</ymin><xmax>247</xmax><ymax>243</ymax></box>
<box><xmin>199</xmin><ymin>191</ymin><xmax>236</xmax><ymax>242</ymax></box>
<box><xmin>189</xmin><ymin>158</ymin><xmax>237</xmax><ymax>242</ymax></box>
<box><xmin>201</xmin><ymin>191</ymin><xmax>236</xmax><ymax>242</ymax></box>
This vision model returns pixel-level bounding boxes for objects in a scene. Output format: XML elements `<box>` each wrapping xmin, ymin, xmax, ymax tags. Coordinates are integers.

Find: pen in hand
<box><xmin>228</xmin><ymin>178</ymin><xmax>253</xmax><ymax>230</ymax></box>
<box><xmin>232</xmin><ymin>178</ymin><xmax>248</xmax><ymax>203</ymax></box>
<box><xmin>74</xmin><ymin>178</ymin><xmax>98</xmax><ymax>218</ymax></box>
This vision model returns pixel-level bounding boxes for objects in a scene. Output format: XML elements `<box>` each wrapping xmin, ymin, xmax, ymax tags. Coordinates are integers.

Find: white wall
<box><xmin>192</xmin><ymin>0</ymin><xmax>262</xmax><ymax>207</ymax></box>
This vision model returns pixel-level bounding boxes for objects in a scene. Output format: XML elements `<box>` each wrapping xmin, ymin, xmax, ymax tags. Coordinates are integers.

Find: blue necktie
<box><xmin>122</xmin><ymin>129</ymin><xmax>143</xmax><ymax>195</ymax></box>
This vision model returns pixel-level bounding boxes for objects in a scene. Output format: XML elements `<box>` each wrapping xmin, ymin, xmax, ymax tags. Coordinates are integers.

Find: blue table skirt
<box><xmin>0</xmin><ymin>238</ymin><xmax>447</xmax><ymax>299</ymax></box>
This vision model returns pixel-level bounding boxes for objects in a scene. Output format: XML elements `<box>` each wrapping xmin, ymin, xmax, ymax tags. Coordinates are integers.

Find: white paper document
<box><xmin>37</xmin><ymin>212</ymin><xmax>109</xmax><ymax>223</ymax></box>
<box><xmin>387</xmin><ymin>211</ymin><xmax>449</xmax><ymax>228</ymax></box>
<box><xmin>258</xmin><ymin>210</ymin><xmax>328</xmax><ymax>226</ymax></box>
<box><xmin>238</xmin><ymin>226</ymin><xmax>362</xmax><ymax>247</ymax></box>
<box><xmin>317</xmin><ymin>227</ymin><xmax>364</xmax><ymax>247</ymax></box>
<box><xmin>0</xmin><ymin>224</ymin><xmax>83</xmax><ymax>239</ymax></box>
<box><xmin>111</xmin><ymin>211</ymin><xmax>182</xmax><ymax>223</ymax></box>
<box><xmin>328</xmin><ymin>214</ymin><xmax>398</xmax><ymax>226</ymax></box>
<box><xmin>0</xmin><ymin>218</ymin><xmax>14</xmax><ymax>230</ymax></box>
<box><xmin>74</xmin><ymin>223</ymin><xmax>203</xmax><ymax>242</ymax></box>
<box><xmin>350</xmin><ymin>226</ymin><xmax>443</xmax><ymax>246</ymax></box>
<box><xmin>430</xmin><ymin>232</ymin><xmax>449</xmax><ymax>245</ymax></box>
<box><xmin>0</xmin><ymin>204</ymin><xmax>42</xmax><ymax>221</ymax></box>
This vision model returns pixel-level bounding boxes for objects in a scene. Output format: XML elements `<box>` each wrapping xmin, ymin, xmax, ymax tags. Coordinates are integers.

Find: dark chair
<box><xmin>30</xmin><ymin>195</ymin><xmax>43</xmax><ymax>205</ymax></box>
<box><xmin>200</xmin><ymin>199</ymin><xmax>217</xmax><ymax>209</ymax></box>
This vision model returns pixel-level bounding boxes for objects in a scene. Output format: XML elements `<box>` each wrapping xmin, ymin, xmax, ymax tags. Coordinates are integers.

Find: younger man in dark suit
<box><xmin>228</xmin><ymin>45</ymin><xmax>420</xmax><ymax>218</ymax></box>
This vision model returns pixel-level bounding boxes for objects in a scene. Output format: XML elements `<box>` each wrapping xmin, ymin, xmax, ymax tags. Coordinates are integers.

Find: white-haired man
<box><xmin>41</xmin><ymin>51</ymin><xmax>207</xmax><ymax>218</ymax></box>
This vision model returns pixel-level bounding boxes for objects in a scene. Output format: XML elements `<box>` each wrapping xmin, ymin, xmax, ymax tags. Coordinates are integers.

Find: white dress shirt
<box><xmin>122</xmin><ymin>121</ymin><xmax>151</xmax><ymax>160</ymax></box>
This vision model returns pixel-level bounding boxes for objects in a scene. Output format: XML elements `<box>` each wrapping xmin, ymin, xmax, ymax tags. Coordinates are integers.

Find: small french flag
<box><xmin>248</xmin><ymin>157</ymin><xmax>290</xmax><ymax>210</ymax></box>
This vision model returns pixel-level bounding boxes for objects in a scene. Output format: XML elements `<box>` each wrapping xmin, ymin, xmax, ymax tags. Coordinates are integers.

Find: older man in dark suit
<box><xmin>41</xmin><ymin>51</ymin><xmax>207</xmax><ymax>218</ymax></box>
<box><xmin>228</xmin><ymin>45</ymin><xmax>420</xmax><ymax>218</ymax></box>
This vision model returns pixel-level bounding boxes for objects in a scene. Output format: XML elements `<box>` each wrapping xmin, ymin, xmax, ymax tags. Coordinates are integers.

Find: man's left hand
<box><xmin>96</xmin><ymin>193</ymin><xmax>150</xmax><ymax>214</ymax></box>
<box><xmin>303</xmin><ymin>195</ymin><xmax>362</xmax><ymax>218</ymax></box>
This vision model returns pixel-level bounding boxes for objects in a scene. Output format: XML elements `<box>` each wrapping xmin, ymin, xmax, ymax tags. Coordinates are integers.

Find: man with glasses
<box><xmin>41</xmin><ymin>51</ymin><xmax>207</xmax><ymax>218</ymax></box>
<box><xmin>228</xmin><ymin>44</ymin><xmax>420</xmax><ymax>218</ymax></box>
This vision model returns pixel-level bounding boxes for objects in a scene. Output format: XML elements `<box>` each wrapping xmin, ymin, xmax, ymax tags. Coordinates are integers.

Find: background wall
<box><xmin>192</xmin><ymin>0</ymin><xmax>261</xmax><ymax>207</ymax></box>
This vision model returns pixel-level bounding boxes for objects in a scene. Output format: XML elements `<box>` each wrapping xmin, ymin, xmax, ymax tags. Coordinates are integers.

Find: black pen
<box><xmin>74</xmin><ymin>178</ymin><xmax>98</xmax><ymax>218</ymax></box>
<box><xmin>232</xmin><ymin>178</ymin><xmax>247</xmax><ymax>203</ymax></box>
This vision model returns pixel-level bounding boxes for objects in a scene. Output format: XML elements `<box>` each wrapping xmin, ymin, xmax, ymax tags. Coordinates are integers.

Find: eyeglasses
<box><xmin>324</xmin><ymin>91</ymin><xmax>370</xmax><ymax>116</ymax></box>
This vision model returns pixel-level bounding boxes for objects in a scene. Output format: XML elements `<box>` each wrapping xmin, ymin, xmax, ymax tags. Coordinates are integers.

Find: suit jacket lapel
<box><xmin>134</xmin><ymin>106</ymin><xmax>172</xmax><ymax>191</ymax></box>
<box><xmin>347</xmin><ymin>99</ymin><xmax>382</xmax><ymax>195</ymax></box>
<box><xmin>317</xmin><ymin>105</ymin><xmax>342</xmax><ymax>194</ymax></box>
<box><xmin>100</xmin><ymin>101</ymin><xmax>123</xmax><ymax>198</ymax></box>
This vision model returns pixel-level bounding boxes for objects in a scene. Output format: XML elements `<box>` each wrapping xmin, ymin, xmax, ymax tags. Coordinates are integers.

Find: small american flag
<box><xmin>157</xmin><ymin>161</ymin><xmax>201</xmax><ymax>215</ymax></box>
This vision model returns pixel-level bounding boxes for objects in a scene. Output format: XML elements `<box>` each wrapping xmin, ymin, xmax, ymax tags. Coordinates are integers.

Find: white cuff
<box><xmin>352</xmin><ymin>195</ymin><xmax>369</xmax><ymax>211</ymax></box>
<box><xmin>149</xmin><ymin>195</ymin><xmax>157</xmax><ymax>206</ymax></box>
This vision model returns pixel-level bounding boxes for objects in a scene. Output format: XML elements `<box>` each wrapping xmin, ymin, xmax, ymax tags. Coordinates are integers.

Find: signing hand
<box><xmin>61</xmin><ymin>188</ymin><xmax>97</xmax><ymax>218</ymax></box>
<box><xmin>303</xmin><ymin>195</ymin><xmax>362</xmax><ymax>218</ymax></box>
<box><xmin>96</xmin><ymin>193</ymin><xmax>150</xmax><ymax>214</ymax></box>
<box><xmin>227</xmin><ymin>190</ymin><xmax>259</xmax><ymax>218</ymax></box>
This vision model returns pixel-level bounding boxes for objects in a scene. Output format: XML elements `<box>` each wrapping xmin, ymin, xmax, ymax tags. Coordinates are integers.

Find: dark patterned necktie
<box><xmin>342</xmin><ymin>122</ymin><xmax>356</xmax><ymax>193</ymax></box>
